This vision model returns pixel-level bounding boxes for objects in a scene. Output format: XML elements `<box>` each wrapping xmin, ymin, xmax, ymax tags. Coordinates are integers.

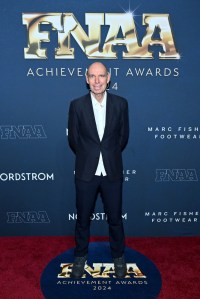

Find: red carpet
<box><xmin>0</xmin><ymin>236</ymin><xmax>199</xmax><ymax>299</ymax></box>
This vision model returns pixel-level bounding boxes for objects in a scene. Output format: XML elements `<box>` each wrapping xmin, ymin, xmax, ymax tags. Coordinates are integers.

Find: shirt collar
<box><xmin>91</xmin><ymin>91</ymin><xmax>107</xmax><ymax>107</ymax></box>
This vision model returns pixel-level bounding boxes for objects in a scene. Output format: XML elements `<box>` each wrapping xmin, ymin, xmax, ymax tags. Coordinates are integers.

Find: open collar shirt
<box><xmin>91</xmin><ymin>92</ymin><xmax>107</xmax><ymax>176</ymax></box>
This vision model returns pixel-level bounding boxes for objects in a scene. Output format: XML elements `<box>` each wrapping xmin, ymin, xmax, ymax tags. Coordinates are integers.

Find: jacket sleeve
<box><xmin>68</xmin><ymin>101</ymin><xmax>79</xmax><ymax>154</ymax></box>
<box><xmin>119</xmin><ymin>99</ymin><xmax>129</xmax><ymax>151</ymax></box>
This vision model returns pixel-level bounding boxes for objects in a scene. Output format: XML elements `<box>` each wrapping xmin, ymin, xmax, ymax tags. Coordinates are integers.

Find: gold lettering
<box><xmin>102</xmin><ymin>13</ymin><xmax>141</xmax><ymax>58</ymax></box>
<box><xmin>101</xmin><ymin>263</ymin><xmax>115</xmax><ymax>278</ymax></box>
<box><xmin>57</xmin><ymin>263</ymin><xmax>146</xmax><ymax>278</ymax></box>
<box><xmin>127</xmin><ymin>263</ymin><xmax>146</xmax><ymax>278</ymax></box>
<box><xmin>58</xmin><ymin>263</ymin><xmax>73</xmax><ymax>278</ymax></box>
<box><xmin>141</xmin><ymin>14</ymin><xmax>180</xmax><ymax>59</ymax></box>
<box><xmin>23</xmin><ymin>13</ymin><xmax>62</xmax><ymax>59</ymax></box>
<box><xmin>56</xmin><ymin>13</ymin><xmax>104</xmax><ymax>59</ymax></box>
<box><xmin>84</xmin><ymin>263</ymin><xmax>102</xmax><ymax>278</ymax></box>
<box><xmin>22</xmin><ymin>13</ymin><xmax>179</xmax><ymax>59</ymax></box>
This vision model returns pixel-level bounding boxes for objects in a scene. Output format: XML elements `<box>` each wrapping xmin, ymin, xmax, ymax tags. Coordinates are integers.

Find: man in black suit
<box><xmin>68</xmin><ymin>62</ymin><xmax>129</xmax><ymax>278</ymax></box>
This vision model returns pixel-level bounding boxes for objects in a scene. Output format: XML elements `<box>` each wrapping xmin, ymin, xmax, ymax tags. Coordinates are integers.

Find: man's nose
<box><xmin>95</xmin><ymin>76</ymin><xmax>99</xmax><ymax>83</ymax></box>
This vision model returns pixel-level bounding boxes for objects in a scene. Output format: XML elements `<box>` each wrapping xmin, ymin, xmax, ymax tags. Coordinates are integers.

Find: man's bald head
<box><xmin>86</xmin><ymin>62</ymin><xmax>109</xmax><ymax>76</ymax></box>
<box><xmin>86</xmin><ymin>62</ymin><xmax>110</xmax><ymax>102</ymax></box>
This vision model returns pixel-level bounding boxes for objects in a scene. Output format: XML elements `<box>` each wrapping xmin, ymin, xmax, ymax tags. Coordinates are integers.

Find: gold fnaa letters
<box><xmin>58</xmin><ymin>263</ymin><xmax>146</xmax><ymax>279</ymax></box>
<box><xmin>22</xmin><ymin>13</ymin><xmax>179</xmax><ymax>59</ymax></box>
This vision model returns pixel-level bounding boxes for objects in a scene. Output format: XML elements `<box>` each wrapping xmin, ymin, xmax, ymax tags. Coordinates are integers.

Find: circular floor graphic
<box><xmin>41</xmin><ymin>242</ymin><xmax>162</xmax><ymax>299</ymax></box>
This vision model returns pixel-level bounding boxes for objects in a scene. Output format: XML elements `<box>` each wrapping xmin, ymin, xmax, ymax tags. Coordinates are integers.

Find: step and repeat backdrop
<box><xmin>0</xmin><ymin>0</ymin><xmax>199</xmax><ymax>237</ymax></box>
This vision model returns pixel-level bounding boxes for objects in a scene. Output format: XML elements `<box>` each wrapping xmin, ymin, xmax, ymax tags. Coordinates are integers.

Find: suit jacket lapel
<box><xmin>84</xmin><ymin>93</ymin><xmax>100</xmax><ymax>142</ymax></box>
<box><xmin>102</xmin><ymin>92</ymin><xmax>113</xmax><ymax>141</ymax></box>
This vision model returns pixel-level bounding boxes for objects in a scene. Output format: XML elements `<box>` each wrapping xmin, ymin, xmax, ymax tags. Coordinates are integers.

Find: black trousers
<box><xmin>74</xmin><ymin>175</ymin><xmax>125</xmax><ymax>258</ymax></box>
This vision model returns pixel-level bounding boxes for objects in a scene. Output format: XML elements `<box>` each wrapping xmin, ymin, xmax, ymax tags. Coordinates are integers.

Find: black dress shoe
<box><xmin>71</xmin><ymin>256</ymin><xmax>87</xmax><ymax>279</ymax></box>
<box><xmin>113</xmin><ymin>255</ymin><xmax>127</xmax><ymax>278</ymax></box>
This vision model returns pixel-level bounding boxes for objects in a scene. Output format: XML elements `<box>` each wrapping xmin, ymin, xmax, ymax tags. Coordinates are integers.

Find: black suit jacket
<box><xmin>68</xmin><ymin>92</ymin><xmax>129</xmax><ymax>181</ymax></box>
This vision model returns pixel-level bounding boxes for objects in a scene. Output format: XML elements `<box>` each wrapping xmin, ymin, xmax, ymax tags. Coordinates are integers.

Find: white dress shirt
<box><xmin>91</xmin><ymin>92</ymin><xmax>107</xmax><ymax>176</ymax></box>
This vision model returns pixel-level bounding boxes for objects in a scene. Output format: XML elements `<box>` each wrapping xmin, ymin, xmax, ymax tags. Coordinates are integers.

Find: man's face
<box><xmin>86</xmin><ymin>63</ymin><xmax>110</xmax><ymax>98</ymax></box>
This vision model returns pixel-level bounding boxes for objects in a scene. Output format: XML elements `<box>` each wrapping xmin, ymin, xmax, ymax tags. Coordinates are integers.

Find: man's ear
<box><xmin>107</xmin><ymin>75</ymin><xmax>110</xmax><ymax>84</ymax></box>
<box><xmin>107</xmin><ymin>72</ymin><xmax>111</xmax><ymax>83</ymax></box>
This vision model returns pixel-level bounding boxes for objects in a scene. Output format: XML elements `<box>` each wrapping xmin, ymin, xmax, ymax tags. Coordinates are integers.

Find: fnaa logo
<box><xmin>40</xmin><ymin>242</ymin><xmax>162</xmax><ymax>299</ymax></box>
<box><xmin>0</xmin><ymin>125</ymin><xmax>47</xmax><ymax>139</ymax></box>
<box><xmin>155</xmin><ymin>169</ymin><xmax>198</xmax><ymax>182</ymax></box>
<box><xmin>58</xmin><ymin>262</ymin><xmax>146</xmax><ymax>279</ymax></box>
<box><xmin>7</xmin><ymin>211</ymin><xmax>50</xmax><ymax>223</ymax></box>
<box><xmin>22</xmin><ymin>13</ymin><xmax>179</xmax><ymax>59</ymax></box>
